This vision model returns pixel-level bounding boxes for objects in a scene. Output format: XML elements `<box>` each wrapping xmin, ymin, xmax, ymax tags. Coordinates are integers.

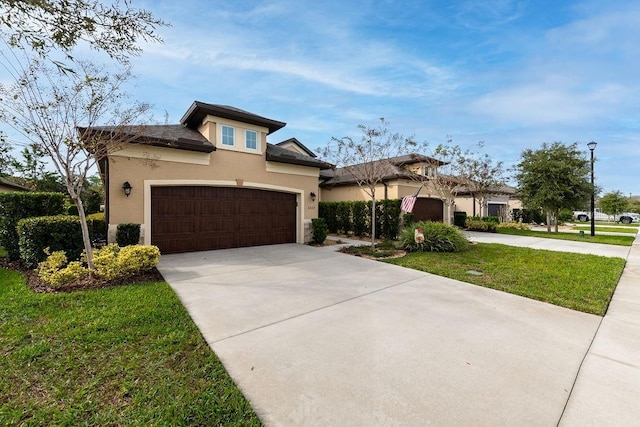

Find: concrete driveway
<box><xmin>158</xmin><ymin>244</ymin><xmax>601</xmax><ymax>426</ymax></box>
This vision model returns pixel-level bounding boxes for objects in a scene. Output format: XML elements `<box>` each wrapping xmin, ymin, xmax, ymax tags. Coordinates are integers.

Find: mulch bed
<box><xmin>0</xmin><ymin>257</ymin><xmax>165</xmax><ymax>293</ymax></box>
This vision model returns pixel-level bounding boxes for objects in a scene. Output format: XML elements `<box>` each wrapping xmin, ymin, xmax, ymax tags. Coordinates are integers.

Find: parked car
<box><xmin>573</xmin><ymin>210</ymin><xmax>639</xmax><ymax>224</ymax></box>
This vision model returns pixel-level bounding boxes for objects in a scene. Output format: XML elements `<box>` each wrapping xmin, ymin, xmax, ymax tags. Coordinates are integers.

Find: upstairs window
<box><xmin>222</xmin><ymin>125</ymin><xmax>235</xmax><ymax>146</ymax></box>
<box><xmin>245</xmin><ymin>130</ymin><xmax>258</xmax><ymax>150</ymax></box>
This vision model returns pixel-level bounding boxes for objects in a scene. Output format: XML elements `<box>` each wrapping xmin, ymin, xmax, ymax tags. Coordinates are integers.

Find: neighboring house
<box><xmin>319</xmin><ymin>155</ymin><xmax>521</xmax><ymax>222</ymax></box>
<box><xmin>456</xmin><ymin>184</ymin><xmax>522</xmax><ymax>221</ymax></box>
<box><xmin>95</xmin><ymin>101</ymin><xmax>330</xmax><ymax>254</ymax></box>
<box><xmin>0</xmin><ymin>178</ymin><xmax>31</xmax><ymax>193</ymax></box>
<box><xmin>319</xmin><ymin>154</ymin><xmax>448</xmax><ymax>222</ymax></box>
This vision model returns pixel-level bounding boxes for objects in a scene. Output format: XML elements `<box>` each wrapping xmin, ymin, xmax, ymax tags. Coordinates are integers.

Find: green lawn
<box><xmin>0</xmin><ymin>268</ymin><xmax>261</xmax><ymax>426</ymax></box>
<box><xmin>572</xmin><ymin>221</ymin><xmax>639</xmax><ymax>228</ymax></box>
<box><xmin>386</xmin><ymin>243</ymin><xmax>626</xmax><ymax>316</ymax></box>
<box><xmin>498</xmin><ymin>228</ymin><xmax>635</xmax><ymax>246</ymax></box>
<box><xmin>572</xmin><ymin>225</ymin><xmax>638</xmax><ymax>234</ymax></box>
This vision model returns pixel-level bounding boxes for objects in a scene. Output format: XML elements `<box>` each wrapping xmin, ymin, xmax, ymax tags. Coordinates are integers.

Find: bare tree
<box><xmin>424</xmin><ymin>141</ymin><xmax>469</xmax><ymax>225</ymax></box>
<box><xmin>0</xmin><ymin>52</ymin><xmax>151</xmax><ymax>268</ymax></box>
<box><xmin>321</xmin><ymin>118</ymin><xmax>420</xmax><ymax>245</ymax></box>
<box><xmin>459</xmin><ymin>142</ymin><xmax>506</xmax><ymax>217</ymax></box>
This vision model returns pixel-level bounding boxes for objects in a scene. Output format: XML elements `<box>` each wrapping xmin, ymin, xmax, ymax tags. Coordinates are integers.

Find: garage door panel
<box><xmin>151</xmin><ymin>186</ymin><xmax>297</xmax><ymax>254</ymax></box>
<box><xmin>413</xmin><ymin>198</ymin><xmax>444</xmax><ymax>222</ymax></box>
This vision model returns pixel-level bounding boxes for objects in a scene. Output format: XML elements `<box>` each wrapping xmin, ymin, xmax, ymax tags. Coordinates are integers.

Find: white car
<box><xmin>617</xmin><ymin>212</ymin><xmax>640</xmax><ymax>224</ymax></box>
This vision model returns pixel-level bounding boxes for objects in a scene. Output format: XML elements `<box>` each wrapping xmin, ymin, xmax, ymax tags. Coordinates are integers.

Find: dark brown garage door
<box><xmin>151</xmin><ymin>186</ymin><xmax>297</xmax><ymax>254</ymax></box>
<box><xmin>412</xmin><ymin>198</ymin><xmax>444</xmax><ymax>222</ymax></box>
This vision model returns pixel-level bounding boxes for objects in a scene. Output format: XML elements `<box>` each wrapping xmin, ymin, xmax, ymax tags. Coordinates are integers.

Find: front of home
<box><xmin>100</xmin><ymin>101</ymin><xmax>329</xmax><ymax>254</ymax></box>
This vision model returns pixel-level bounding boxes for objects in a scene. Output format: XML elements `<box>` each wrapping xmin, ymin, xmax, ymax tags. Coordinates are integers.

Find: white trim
<box><xmin>245</xmin><ymin>129</ymin><xmax>258</xmax><ymax>151</ymax></box>
<box><xmin>143</xmin><ymin>179</ymin><xmax>304</xmax><ymax>246</ymax></box>
<box><xmin>221</xmin><ymin>124</ymin><xmax>235</xmax><ymax>147</ymax></box>
<box><xmin>110</xmin><ymin>144</ymin><xmax>211</xmax><ymax>165</ymax></box>
<box><xmin>265</xmin><ymin>161</ymin><xmax>320</xmax><ymax>177</ymax></box>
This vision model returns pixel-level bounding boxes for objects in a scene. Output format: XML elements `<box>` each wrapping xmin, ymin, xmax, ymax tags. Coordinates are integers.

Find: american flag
<box><xmin>401</xmin><ymin>188</ymin><xmax>422</xmax><ymax>213</ymax></box>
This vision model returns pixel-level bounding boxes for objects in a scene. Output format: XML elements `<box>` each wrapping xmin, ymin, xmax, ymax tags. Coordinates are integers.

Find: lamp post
<box><xmin>587</xmin><ymin>141</ymin><xmax>597</xmax><ymax>236</ymax></box>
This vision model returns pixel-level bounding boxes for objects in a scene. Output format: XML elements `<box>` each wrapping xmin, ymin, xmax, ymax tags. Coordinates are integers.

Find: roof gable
<box><xmin>180</xmin><ymin>101</ymin><xmax>286</xmax><ymax>135</ymax></box>
<box><xmin>276</xmin><ymin>138</ymin><xmax>317</xmax><ymax>158</ymax></box>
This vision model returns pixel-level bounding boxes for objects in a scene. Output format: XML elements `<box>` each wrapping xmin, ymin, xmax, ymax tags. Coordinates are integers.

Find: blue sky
<box><xmin>8</xmin><ymin>0</ymin><xmax>640</xmax><ymax>196</ymax></box>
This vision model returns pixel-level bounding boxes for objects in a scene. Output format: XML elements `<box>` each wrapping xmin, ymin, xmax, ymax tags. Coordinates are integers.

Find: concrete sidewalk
<box><xmin>464</xmin><ymin>230</ymin><xmax>631</xmax><ymax>258</ymax></box>
<box><xmin>559</xmin><ymin>230</ymin><xmax>640</xmax><ymax>425</ymax></box>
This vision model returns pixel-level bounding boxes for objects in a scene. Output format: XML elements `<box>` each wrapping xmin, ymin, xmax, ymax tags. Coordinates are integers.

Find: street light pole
<box><xmin>587</xmin><ymin>141</ymin><xmax>597</xmax><ymax>236</ymax></box>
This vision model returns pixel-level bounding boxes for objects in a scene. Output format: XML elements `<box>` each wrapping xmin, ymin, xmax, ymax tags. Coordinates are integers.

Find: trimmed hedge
<box><xmin>0</xmin><ymin>192</ymin><xmax>65</xmax><ymax>260</ymax></box>
<box><xmin>18</xmin><ymin>215</ymin><xmax>84</xmax><ymax>268</ymax></box>
<box><xmin>453</xmin><ymin>211</ymin><xmax>467</xmax><ymax>228</ymax></box>
<box><xmin>319</xmin><ymin>199</ymin><xmax>403</xmax><ymax>240</ymax></box>
<box><xmin>116</xmin><ymin>223</ymin><xmax>141</xmax><ymax>247</ymax></box>
<box><xmin>87</xmin><ymin>212</ymin><xmax>107</xmax><ymax>244</ymax></box>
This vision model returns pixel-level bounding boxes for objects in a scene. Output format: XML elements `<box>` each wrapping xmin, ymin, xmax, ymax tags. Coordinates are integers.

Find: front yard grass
<box><xmin>0</xmin><ymin>268</ymin><xmax>261</xmax><ymax>426</ymax></box>
<box><xmin>386</xmin><ymin>243</ymin><xmax>626</xmax><ymax>316</ymax></box>
<box><xmin>497</xmin><ymin>228</ymin><xmax>635</xmax><ymax>246</ymax></box>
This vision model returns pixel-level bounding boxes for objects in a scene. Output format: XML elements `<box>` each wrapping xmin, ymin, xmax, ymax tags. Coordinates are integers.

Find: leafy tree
<box><xmin>599</xmin><ymin>191</ymin><xmax>629</xmax><ymax>218</ymax></box>
<box><xmin>321</xmin><ymin>118</ymin><xmax>420</xmax><ymax>245</ymax></box>
<box><xmin>514</xmin><ymin>142</ymin><xmax>591</xmax><ymax>232</ymax></box>
<box><xmin>0</xmin><ymin>0</ymin><xmax>167</xmax><ymax>64</ymax></box>
<box><xmin>0</xmin><ymin>56</ymin><xmax>151</xmax><ymax>268</ymax></box>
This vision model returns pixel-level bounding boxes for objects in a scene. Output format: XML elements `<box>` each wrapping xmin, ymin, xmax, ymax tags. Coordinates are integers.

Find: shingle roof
<box><xmin>319</xmin><ymin>153</ymin><xmax>443</xmax><ymax>186</ymax></box>
<box><xmin>180</xmin><ymin>101</ymin><xmax>286</xmax><ymax>134</ymax></box>
<box><xmin>275</xmin><ymin>138</ymin><xmax>317</xmax><ymax>158</ymax></box>
<box><xmin>78</xmin><ymin>125</ymin><xmax>215</xmax><ymax>153</ymax></box>
<box><xmin>266</xmin><ymin>143</ymin><xmax>331</xmax><ymax>169</ymax></box>
<box><xmin>0</xmin><ymin>178</ymin><xmax>32</xmax><ymax>191</ymax></box>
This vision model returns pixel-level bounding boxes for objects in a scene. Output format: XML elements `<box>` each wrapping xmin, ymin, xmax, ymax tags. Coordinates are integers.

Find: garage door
<box><xmin>151</xmin><ymin>186</ymin><xmax>297</xmax><ymax>254</ymax></box>
<box><xmin>412</xmin><ymin>198</ymin><xmax>444</xmax><ymax>222</ymax></box>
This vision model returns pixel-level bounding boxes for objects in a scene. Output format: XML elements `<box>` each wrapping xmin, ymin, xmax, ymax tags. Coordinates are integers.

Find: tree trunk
<box><xmin>370</xmin><ymin>194</ymin><xmax>377</xmax><ymax>247</ymax></box>
<box><xmin>75</xmin><ymin>196</ymin><xmax>95</xmax><ymax>270</ymax></box>
<box><xmin>554</xmin><ymin>209</ymin><xmax>559</xmax><ymax>233</ymax></box>
<box><xmin>546</xmin><ymin>210</ymin><xmax>552</xmax><ymax>233</ymax></box>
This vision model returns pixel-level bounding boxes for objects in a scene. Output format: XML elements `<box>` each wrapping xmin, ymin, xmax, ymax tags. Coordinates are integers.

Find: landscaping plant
<box><xmin>399</xmin><ymin>221</ymin><xmax>469</xmax><ymax>252</ymax></box>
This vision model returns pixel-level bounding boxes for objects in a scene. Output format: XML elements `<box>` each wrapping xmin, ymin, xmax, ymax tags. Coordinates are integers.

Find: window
<box><xmin>221</xmin><ymin>125</ymin><xmax>235</xmax><ymax>146</ymax></box>
<box><xmin>245</xmin><ymin>130</ymin><xmax>258</xmax><ymax>150</ymax></box>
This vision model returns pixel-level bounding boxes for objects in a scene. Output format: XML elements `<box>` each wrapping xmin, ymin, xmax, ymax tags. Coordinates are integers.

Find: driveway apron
<box><xmin>158</xmin><ymin>244</ymin><xmax>600</xmax><ymax>426</ymax></box>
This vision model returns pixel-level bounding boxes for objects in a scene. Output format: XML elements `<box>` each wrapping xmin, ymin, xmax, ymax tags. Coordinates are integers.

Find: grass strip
<box><xmin>497</xmin><ymin>228</ymin><xmax>635</xmax><ymax>246</ymax></box>
<box><xmin>572</xmin><ymin>226</ymin><xmax>638</xmax><ymax>234</ymax></box>
<box><xmin>386</xmin><ymin>243</ymin><xmax>625</xmax><ymax>316</ymax></box>
<box><xmin>0</xmin><ymin>269</ymin><xmax>262</xmax><ymax>426</ymax></box>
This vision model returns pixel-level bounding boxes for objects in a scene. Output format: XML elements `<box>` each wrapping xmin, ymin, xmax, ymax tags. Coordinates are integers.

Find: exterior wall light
<box><xmin>122</xmin><ymin>181</ymin><xmax>133</xmax><ymax>197</ymax></box>
<box><xmin>310</xmin><ymin>191</ymin><xmax>316</xmax><ymax>201</ymax></box>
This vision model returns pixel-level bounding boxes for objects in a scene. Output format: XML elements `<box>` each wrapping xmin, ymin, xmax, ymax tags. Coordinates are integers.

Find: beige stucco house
<box><xmin>98</xmin><ymin>101</ymin><xmax>330</xmax><ymax>254</ymax></box>
<box><xmin>319</xmin><ymin>154</ymin><xmax>521</xmax><ymax>222</ymax></box>
<box><xmin>0</xmin><ymin>178</ymin><xmax>31</xmax><ymax>193</ymax></box>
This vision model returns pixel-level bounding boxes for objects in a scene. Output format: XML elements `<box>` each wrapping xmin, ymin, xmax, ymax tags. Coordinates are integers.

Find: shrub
<box><xmin>483</xmin><ymin>215</ymin><xmax>500</xmax><ymax>224</ymax></box>
<box><xmin>116</xmin><ymin>223</ymin><xmax>141</xmax><ymax>246</ymax></box>
<box><xmin>352</xmin><ymin>201</ymin><xmax>368</xmax><ymax>236</ymax></box>
<box><xmin>402</xmin><ymin>213</ymin><xmax>415</xmax><ymax>228</ymax></box>
<box><xmin>319</xmin><ymin>202</ymin><xmax>339</xmax><ymax>234</ymax></box>
<box><xmin>559</xmin><ymin>208</ymin><xmax>574</xmax><ymax>223</ymax></box>
<box><xmin>496</xmin><ymin>222</ymin><xmax>530</xmax><ymax>230</ymax></box>
<box><xmin>18</xmin><ymin>215</ymin><xmax>84</xmax><ymax>268</ymax></box>
<box><xmin>67</xmin><ymin>205</ymin><xmax>79</xmax><ymax>215</ymax></box>
<box><xmin>0</xmin><ymin>192</ymin><xmax>65</xmax><ymax>260</ymax></box>
<box><xmin>379</xmin><ymin>199</ymin><xmax>402</xmax><ymax>240</ymax></box>
<box><xmin>465</xmin><ymin>218</ymin><xmax>488</xmax><ymax>231</ymax></box>
<box><xmin>336</xmin><ymin>202</ymin><xmax>352</xmax><ymax>234</ymax></box>
<box><xmin>453</xmin><ymin>211</ymin><xmax>467</xmax><ymax>228</ymax></box>
<box><xmin>93</xmin><ymin>244</ymin><xmax>160</xmax><ymax>280</ymax></box>
<box><xmin>87</xmin><ymin>212</ymin><xmax>107</xmax><ymax>243</ymax></box>
<box><xmin>466</xmin><ymin>216</ymin><xmax>497</xmax><ymax>232</ymax></box>
<box><xmin>84</xmin><ymin>189</ymin><xmax>103</xmax><ymax>214</ymax></box>
<box><xmin>38</xmin><ymin>250</ymin><xmax>89</xmax><ymax>288</ymax></box>
<box><xmin>399</xmin><ymin>221</ymin><xmax>469</xmax><ymax>253</ymax></box>
<box><xmin>311</xmin><ymin>218</ymin><xmax>328</xmax><ymax>244</ymax></box>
